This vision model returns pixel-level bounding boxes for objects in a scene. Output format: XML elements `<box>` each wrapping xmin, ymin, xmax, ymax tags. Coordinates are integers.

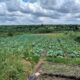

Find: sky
<box><xmin>0</xmin><ymin>0</ymin><xmax>80</xmax><ymax>25</ymax></box>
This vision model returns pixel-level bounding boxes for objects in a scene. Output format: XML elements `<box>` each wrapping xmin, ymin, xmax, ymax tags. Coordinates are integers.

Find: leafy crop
<box><xmin>0</xmin><ymin>33</ymin><xmax>80</xmax><ymax>80</ymax></box>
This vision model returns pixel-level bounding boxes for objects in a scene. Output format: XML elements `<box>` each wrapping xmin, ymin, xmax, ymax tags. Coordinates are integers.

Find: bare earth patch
<box><xmin>38</xmin><ymin>62</ymin><xmax>80</xmax><ymax>80</ymax></box>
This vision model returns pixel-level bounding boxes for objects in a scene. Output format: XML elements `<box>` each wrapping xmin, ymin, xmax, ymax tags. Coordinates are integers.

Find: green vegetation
<box><xmin>0</xmin><ymin>25</ymin><xmax>80</xmax><ymax>80</ymax></box>
<box><xmin>47</xmin><ymin>57</ymin><xmax>80</xmax><ymax>64</ymax></box>
<box><xmin>0</xmin><ymin>25</ymin><xmax>80</xmax><ymax>35</ymax></box>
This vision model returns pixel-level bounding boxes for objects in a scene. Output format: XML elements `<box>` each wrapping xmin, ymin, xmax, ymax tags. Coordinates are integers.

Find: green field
<box><xmin>0</xmin><ymin>32</ymin><xmax>80</xmax><ymax>80</ymax></box>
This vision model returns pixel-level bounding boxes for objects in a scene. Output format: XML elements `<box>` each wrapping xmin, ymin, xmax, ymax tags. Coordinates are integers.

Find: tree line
<box><xmin>0</xmin><ymin>25</ymin><xmax>80</xmax><ymax>33</ymax></box>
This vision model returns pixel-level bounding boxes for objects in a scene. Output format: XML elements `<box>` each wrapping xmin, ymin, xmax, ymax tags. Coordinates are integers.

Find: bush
<box><xmin>67</xmin><ymin>31</ymin><xmax>76</xmax><ymax>39</ymax></box>
<box><xmin>7</xmin><ymin>32</ymin><xmax>13</xmax><ymax>37</ymax></box>
<box><xmin>75</xmin><ymin>36</ymin><xmax>80</xmax><ymax>43</ymax></box>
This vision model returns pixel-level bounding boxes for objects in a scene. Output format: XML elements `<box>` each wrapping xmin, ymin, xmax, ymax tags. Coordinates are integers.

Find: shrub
<box><xmin>75</xmin><ymin>36</ymin><xmax>80</xmax><ymax>43</ymax></box>
<box><xmin>7</xmin><ymin>32</ymin><xmax>13</xmax><ymax>37</ymax></box>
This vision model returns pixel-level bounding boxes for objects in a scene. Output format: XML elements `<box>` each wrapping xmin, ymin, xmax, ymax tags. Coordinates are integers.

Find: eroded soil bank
<box><xmin>38</xmin><ymin>63</ymin><xmax>80</xmax><ymax>80</ymax></box>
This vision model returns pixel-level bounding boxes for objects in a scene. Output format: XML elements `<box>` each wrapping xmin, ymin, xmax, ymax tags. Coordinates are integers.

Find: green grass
<box><xmin>47</xmin><ymin>57</ymin><xmax>80</xmax><ymax>65</ymax></box>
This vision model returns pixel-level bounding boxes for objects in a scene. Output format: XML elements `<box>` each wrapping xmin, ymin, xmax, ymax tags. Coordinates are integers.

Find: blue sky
<box><xmin>0</xmin><ymin>0</ymin><xmax>80</xmax><ymax>25</ymax></box>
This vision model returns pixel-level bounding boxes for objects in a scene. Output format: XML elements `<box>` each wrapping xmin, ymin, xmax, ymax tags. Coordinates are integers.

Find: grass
<box><xmin>0</xmin><ymin>53</ymin><xmax>32</xmax><ymax>80</ymax></box>
<box><xmin>47</xmin><ymin>57</ymin><xmax>80</xmax><ymax>65</ymax></box>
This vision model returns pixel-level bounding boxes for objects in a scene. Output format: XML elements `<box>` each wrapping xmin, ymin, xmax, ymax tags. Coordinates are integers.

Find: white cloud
<box><xmin>0</xmin><ymin>2</ymin><xmax>7</xmax><ymax>15</ymax></box>
<box><xmin>0</xmin><ymin>0</ymin><xmax>80</xmax><ymax>24</ymax></box>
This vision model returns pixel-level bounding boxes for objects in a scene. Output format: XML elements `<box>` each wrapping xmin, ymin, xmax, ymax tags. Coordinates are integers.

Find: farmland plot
<box><xmin>0</xmin><ymin>33</ymin><xmax>80</xmax><ymax>80</ymax></box>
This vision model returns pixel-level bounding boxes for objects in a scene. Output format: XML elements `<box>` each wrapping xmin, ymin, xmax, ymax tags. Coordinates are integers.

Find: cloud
<box><xmin>0</xmin><ymin>2</ymin><xmax>7</xmax><ymax>15</ymax></box>
<box><xmin>0</xmin><ymin>0</ymin><xmax>80</xmax><ymax>24</ymax></box>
